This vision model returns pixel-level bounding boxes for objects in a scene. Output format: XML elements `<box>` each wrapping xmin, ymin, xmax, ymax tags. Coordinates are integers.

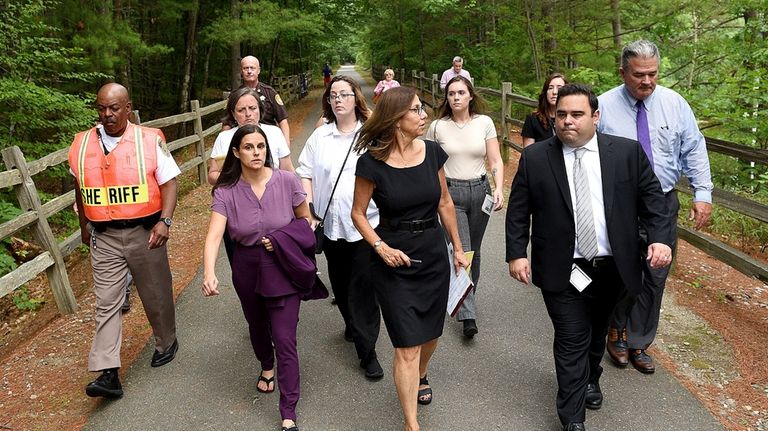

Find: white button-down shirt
<box><xmin>296</xmin><ymin>121</ymin><xmax>378</xmax><ymax>241</ymax></box>
<box><xmin>562</xmin><ymin>133</ymin><xmax>613</xmax><ymax>258</ymax></box>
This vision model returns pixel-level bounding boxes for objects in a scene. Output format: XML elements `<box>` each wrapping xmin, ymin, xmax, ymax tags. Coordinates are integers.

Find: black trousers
<box><xmin>323</xmin><ymin>237</ymin><xmax>381</xmax><ymax>360</ymax></box>
<box><xmin>541</xmin><ymin>257</ymin><xmax>625</xmax><ymax>425</ymax></box>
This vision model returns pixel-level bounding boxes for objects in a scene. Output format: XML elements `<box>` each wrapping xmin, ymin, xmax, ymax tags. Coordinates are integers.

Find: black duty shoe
<box><xmin>462</xmin><ymin>319</ymin><xmax>478</xmax><ymax>338</ymax></box>
<box><xmin>585</xmin><ymin>382</ymin><xmax>603</xmax><ymax>410</ymax></box>
<box><xmin>150</xmin><ymin>339</ymin><xmax>178</xmax><ymax>367</ymax></box>
<box><xmin>360</xmin><ymin>354</ymin><xmax>384</xmax><ymax>379</ymax></box>
<box><xmin>85</xmin><ymin>368</ymin><xmax>123</xmax><ymax>398</ymax></box>
<box><xmin>343</xmin><ymin>327</ymin><xmax>354</xmax><ymax>343</ymax></box>
<box><xmin>563</xmin><ymin>423</ymin><xmax>586</xmax><ymax>431</ymax></box>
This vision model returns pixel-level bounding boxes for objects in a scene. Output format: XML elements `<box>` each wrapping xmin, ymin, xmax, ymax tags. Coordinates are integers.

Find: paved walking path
<box><xmin>84</xmin><ymin>66</ymin><xmax>723</xmax><ymax>431</ymax></box>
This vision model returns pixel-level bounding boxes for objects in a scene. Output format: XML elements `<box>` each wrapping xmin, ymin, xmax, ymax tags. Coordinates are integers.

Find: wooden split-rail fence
<box><xmin>372</xmin><ymin>65</ymin><xmax>768</xmax><ymax>283</ymax></box>
<box><xmin>0</xmin><ymin>71</ymin><xmax>313</xmax><ymax>314</ymax></box>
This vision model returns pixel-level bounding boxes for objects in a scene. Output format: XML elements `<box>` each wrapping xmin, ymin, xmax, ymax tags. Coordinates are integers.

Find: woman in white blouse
<box><xmin>424</xmin><ymin>75</ymin><xmax>504</xmax><ymax>339</ymax></box>
<box><xmin>296</xmin><ymin>76</ymin><xmax>384</xmax><ymax>379</ymax></box>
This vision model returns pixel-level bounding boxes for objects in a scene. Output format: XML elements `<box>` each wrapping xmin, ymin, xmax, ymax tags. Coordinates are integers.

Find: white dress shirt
<box><xmin>562</xmin><ymin>134</ymin><xmax>613</xmax><ymax>258</ymax></box>
<box><xmin>296</xmin><ymin>121</ymin><xmax>379</xmax><ymax>241</ymax></box>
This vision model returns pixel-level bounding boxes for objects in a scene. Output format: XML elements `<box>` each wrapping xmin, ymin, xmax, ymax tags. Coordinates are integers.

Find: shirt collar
<box><xmin>620</xmin><ymin>84</ymin><xmax>657</xmax><ymax>110</ymax></box>
<box><xmin>562</xmin><ymin>132</ymin><xmax>599</xmax><ymax>155</ymax></box>
<box><xmin>328</xmin><ymin>120</ymin><xmax>362</xmax><ymax>137</ymax></box>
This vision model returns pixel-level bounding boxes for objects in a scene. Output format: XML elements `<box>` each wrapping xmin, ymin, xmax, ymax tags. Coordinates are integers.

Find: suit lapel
<box><xmin>546</xmin><ymin>138</ymin><xmax>573</xmax><ymax>216</ymax></box>
<box><xmin>598</xmin><ymin>133</ymin><xmax>615</xmax><ymax>223</ymax></box>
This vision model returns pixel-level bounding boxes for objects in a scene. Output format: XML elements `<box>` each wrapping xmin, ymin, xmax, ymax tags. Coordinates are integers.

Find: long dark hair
<box><xmin>436</xmin><ymin>75</ymin><xmax>485</xmax><ymax>119</ymax></box>
<box><xmin>221</xmin><ymin>87</ymin><xmax>264</xmax><ymax>128</ymax></box>
<box><xmin>213</xmin><ymin>124</ymin><xmax>272</xmax><ymax>192</ymax></box>
<box><xmin>534</xmin><ymin>73</ymin><xmax>568</xmax><ymax>130</ymax></box>
<box><xmin>354</xmin><ymin>86</ymin><xmax>417</xmax><ymax>161</ymax></box>
<box><xmin>322</xmin><ymin>75</ymin><xmax>370</xmax><ymax>123</ymax></box>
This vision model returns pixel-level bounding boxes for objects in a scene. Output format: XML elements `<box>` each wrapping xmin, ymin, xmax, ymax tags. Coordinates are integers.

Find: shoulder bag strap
<box><xmin>319</xmin><ymin>133</ymin><xmax>357</xmax><ymax>225</ymax></box>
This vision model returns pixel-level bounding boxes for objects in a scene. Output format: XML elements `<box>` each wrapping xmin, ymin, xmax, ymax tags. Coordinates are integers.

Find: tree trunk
<box><xmin>268</xmin><ymin>35</ymin><xmax>280</xmax><ymax>84</ymax></box>
<box><xmin>202</xmin><ymin>41</ymin><xmax>213</xmax><ymax>102</ymax></box>
<box><xmin>179</xmin><ymin>0</ymin><xmax>199</xmax><ymax>114</ymax></box>
<box><xmin>524</xmin><ymin>0</ymin><xmax>541</xmax><ymax>81</ymax></box>
<box><xmin>611</xmin><ymin>0</ymin><xmax>622</xmax><ymax>66</ymax></box>
<box><xmin>230</xmin><ymin>0</ymin><xmax>240</xmax><ymax>90</ymax></box>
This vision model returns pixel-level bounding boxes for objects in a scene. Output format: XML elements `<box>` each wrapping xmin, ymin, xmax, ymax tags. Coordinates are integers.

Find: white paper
<box><xmin>447</xmin><ymin>244</ymin><xmax>474</xmax><ymax>316</ymax></box>
<box><xmin>570</xmin><ymin>263</ymin><xmax>592</xmax><ymax>292</ymax></box>
<box><xmin>481</xmin><ymin>194</ymin><xmax>494</xmax><ymax>215</ymax></box>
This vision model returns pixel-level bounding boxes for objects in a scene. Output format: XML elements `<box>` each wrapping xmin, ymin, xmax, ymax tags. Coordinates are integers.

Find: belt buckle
<box><xmin>411</xmin><ymin>220</ymin><xmax>425</xmax><ymax>233</ymax></box>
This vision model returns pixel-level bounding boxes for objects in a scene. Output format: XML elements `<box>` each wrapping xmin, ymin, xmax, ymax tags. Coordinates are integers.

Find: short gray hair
<box><xmin>452</xmin><ymin>56</ymin><xmax>463</xmax><ymax>64</ymax></box>
<box><xmin>621</xmin><ymin>40</ymin><xmax>660</xmax><ymax>69</ymax></box>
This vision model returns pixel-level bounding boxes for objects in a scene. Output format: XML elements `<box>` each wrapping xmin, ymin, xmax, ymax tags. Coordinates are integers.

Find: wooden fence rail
<box><xmin>387</xmin><ymin>66</ymin><xmax>768</xmax><ymax>282</ymax></box>
<box><xmin>0</xmin><ymin>70</ymin><xmax>313</xmax><ymax>314</ymax></box>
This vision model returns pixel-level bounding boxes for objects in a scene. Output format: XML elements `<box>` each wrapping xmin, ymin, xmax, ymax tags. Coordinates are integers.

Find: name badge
<box><xmin>481</xmin><ymin>194</ymin><xmax>494</xmax><ymax>215</ymax></box>
<box><xmin>570</xmin><ymin>263</ymin><xmax>592</xmax><ymax>292</ymax></box>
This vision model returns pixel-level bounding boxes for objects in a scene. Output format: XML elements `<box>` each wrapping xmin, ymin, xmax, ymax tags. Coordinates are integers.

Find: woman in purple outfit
<box><xmin>202</xmin><ymin>124</ymin><xmax>312</xmax><ymax>431</ymax></box>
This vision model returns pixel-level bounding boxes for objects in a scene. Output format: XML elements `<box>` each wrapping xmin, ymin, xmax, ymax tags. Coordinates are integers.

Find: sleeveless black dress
<box><xmin>355</xmin><ymin>140</ymin><xmax>450</xmax><ymax>347</ymax></box>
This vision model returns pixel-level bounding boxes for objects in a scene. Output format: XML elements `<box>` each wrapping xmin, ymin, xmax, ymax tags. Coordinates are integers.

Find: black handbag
<box><xmin>313</xmin><ymin>136</ymin><xmax>356</xmax><ymax>254</ymax></box>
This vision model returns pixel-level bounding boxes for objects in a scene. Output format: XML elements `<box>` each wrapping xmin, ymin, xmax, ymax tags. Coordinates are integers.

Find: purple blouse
<box><xmin>212</xmin><ymin>169</ymin><xmax>306</xmax><ymax>246</ymax></box>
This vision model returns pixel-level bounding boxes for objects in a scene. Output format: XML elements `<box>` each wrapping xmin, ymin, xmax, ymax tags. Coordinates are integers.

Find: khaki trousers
<box><xmin>87</xmin><ymin>224</ymin><xmax>176</xmax><ymax>371</ymax></box>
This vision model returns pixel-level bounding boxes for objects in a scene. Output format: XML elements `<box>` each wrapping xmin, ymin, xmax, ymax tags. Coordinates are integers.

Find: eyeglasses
<box><xmin>327</xmin><ymin>93</ymin><xmax>355</xmax><ymax>103</ymax></box>
<box><xmin>408</xmin><ymin>105</ymin><xmax>426</xmax><ymax>115</ymax></box>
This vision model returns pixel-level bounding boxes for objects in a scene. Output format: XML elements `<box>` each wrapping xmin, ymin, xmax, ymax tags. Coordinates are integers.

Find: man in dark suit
<box><xmin>505</xmin><ymin>83</ymin><xmax>672</xmax><ymax>431</ymax></box>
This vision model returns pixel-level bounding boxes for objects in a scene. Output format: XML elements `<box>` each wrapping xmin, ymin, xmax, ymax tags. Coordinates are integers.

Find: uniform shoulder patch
<box><xmin>274</xmin><ymin>94</ymin><xmax>284</xmax><ymax>106</ymax></box>
<box><xmin>157</xmin><ymin>138</ymin><xmax>171</xmax><ymax>157</ymax></box>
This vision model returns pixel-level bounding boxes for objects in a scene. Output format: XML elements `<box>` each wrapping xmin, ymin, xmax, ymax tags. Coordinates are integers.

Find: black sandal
<box><xmin>417</xmin><ymin>375</ymin><xmax>432</xmax><ymax>405</ymax></box>
<box><xmin>256</xmin><ymin>370</ymin><xmax>275</xmax><ymax>394</ymax></box>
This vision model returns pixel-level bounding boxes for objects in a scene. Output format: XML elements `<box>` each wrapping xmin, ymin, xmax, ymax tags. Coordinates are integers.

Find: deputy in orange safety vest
<box><xmin>69</xmin><ymin>83</ymin><xmax>181</xmax><ymax>399</ymax></box>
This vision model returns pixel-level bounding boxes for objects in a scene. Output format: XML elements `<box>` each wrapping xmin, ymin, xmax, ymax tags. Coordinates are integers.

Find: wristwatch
<box><xmin>373</xmin><ymin>239</ymin><xmax>383</xmax><ymax>249</ymax></box>
<box><xmin>160</xmin><ymin>217</ymin><xmax>172</xmax><ymax>227</ymax></box>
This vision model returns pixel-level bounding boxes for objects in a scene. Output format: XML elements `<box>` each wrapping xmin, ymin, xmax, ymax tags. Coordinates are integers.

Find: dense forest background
<box><xmin>0</xmin><ymin>0</ymin><xmax>766</xmax><ymax>275</ymax></box>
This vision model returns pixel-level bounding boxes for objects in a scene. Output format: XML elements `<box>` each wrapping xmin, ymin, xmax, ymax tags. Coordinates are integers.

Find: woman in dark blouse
<box><xmin>521</xmin><ymin>73</ymin><xmax>567</xmax><ymax>147</ymax></box>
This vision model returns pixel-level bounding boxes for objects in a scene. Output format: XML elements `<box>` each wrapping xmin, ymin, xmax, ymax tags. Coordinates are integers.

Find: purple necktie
<box><xmin>636</xmin><ymin>100</ymin><xmax>653</xmax><ymax>167</ymax></box>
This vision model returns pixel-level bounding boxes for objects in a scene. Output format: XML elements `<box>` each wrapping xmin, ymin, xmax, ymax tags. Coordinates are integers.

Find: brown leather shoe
<box><xmin>606</xmin><ymin>327</ymin><xmax>628</xmax><ymax>367</ymax></box>
<box><xmin>629</xmin><ymin>349</ymin><xmax>656</xmax><ymax>374</ymax></box>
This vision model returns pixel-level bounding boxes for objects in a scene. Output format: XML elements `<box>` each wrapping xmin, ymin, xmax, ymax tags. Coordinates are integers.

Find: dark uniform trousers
<box><xmin>88</xmin><ymin>224</ymin><xmax>176</xmax><ymax>371</ymax></box>
<box><xmin>541</xmin><ymin>257</ymin><xmax>625</xmax><ymax>425</ymax></box>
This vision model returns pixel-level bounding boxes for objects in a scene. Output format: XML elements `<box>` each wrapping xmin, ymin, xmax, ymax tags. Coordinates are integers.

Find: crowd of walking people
<box><xmin>70</xmin><ymin>39</ymin><xmax>713</xmax><ymax>431</ymax></box>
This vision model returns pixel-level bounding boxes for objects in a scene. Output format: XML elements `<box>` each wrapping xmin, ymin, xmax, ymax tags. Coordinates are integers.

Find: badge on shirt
<box><xmin>275</xmin><ymin>94</ymin><xmax>284</xmax><ymax>106</ymax></box>
<box><xmin>259</xmin><ymin>95</ymin><xmax>266</xmax><ymax>102</ymax></box>
<box><xmin>570</xmin><ymin>263</ymin><xmax>592</xmax><ymax>292</ymax></box>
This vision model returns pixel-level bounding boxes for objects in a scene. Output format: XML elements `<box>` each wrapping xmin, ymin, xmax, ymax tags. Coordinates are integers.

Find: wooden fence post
<box><xmin>1</xmin><ymin>147</ymin><xmax>77</xmax><ymax>314</ymax></box>
<box><xmin>412</xmin><ymin>70</ymin><xmax>417</xmax><ymax>87</ymax></box>
<box><xmin>501</xmin><ymin>82</ymin><xmax>513</xmax><ymax>162</ymax></box>
<box><xmin>418</xmin><ymin>72</ymin><xmax>425</xmax><ymax>100</ymax></box>
<box><xmin>190</xmin><ymin>100</ymin><xmax>207</xmax><ymax>185</ymax></box>
<box><xmin>431</xmin><ymin>73</ymin><xmax>439</xmax><ymax>107</ymax></box>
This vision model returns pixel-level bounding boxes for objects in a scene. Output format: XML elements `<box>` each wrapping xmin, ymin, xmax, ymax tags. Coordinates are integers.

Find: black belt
<box><xmin>379</xmin><ymin>217</ymin><xmax>437</xmax><ymax>233</ymax></box>
<box><xmin>574</xmin><ymin>256</ymin><xmax>614</xmax><ymax>269</ymax></box>
<box><xmin>91</xmin><ymin>212</ymin><xmax>161</xmax><ymax>232</ymax></box>
<box><xmin>446</xmin><ymin>175</ymin><xmax>486</xmax><ymax>187</ymax></box>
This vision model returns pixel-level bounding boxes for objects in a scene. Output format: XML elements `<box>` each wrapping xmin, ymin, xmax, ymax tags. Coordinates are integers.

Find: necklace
<box><xmin>452</xmin><ymin>116</ymin><xmax>472</xmax><ymax>130</ymax></box>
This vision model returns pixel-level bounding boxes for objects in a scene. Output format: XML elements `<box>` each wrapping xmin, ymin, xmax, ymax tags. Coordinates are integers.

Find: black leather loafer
<box><xmin>585</xmin><ymin>382</ymin><xmax>603</xmax><ymax>410</ymax></box>
<box><xmin>360</xmin><ymin>354</ymin><xmax>384</xmax><ymax>379</ymax></box>
<box><xmin>563</xmin><ymin>422</ymin><xmax>586</xmax><ymax>431</ymax></box>
<box><xmin>150</xmin><ymin>339</ymin><xmax>178</xmax><ymax>367</ymax></box>
<box><xmin>462</xmin><ymin>319</ymin><xmax>478</xmax><ymax>338</ymax></box>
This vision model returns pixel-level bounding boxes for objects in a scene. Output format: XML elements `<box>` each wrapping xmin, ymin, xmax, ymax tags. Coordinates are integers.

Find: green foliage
<box><xmin>11</xmin><ymin>286</ymin><xmax>44</xmax><ymax>312</ymax></box>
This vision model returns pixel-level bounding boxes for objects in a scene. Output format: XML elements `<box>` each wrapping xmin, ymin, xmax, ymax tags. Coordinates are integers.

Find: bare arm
<box><xmin>436</xmin><ymin>167</ymin><xmax>469</xmax><ymax>273</ymax></box>
<box><xmin>207</xmin><ymin>158</ymin><xmax>222</xmax><ymax>186</ymax></box>
<box><xmin>485</xmin><ymin>137</ymin><xmax>505</xmax><ymax>210</ymax></box>
<box><xmin>149</xmin><ymin>179</ymin><xmax>177</xmax><ymax>249</ymax></box>
<box><xmin>522</xmin><ymin>137</ymin><xmax>535</xmax><ymax>147</ymax></box>
<box><xmin>202</xmin><ymin>212</ymin><xmax>226</xmax><ymax>296</ymax></box>
<box><xmin>278</xmin><ymin>156</ymin><xmax>295</xmax><ymax>172</ymax></box>
<box><xmin>74</xmin><ymin>184</ymin><xmax>90</xmax><ymax>246</ymax></box>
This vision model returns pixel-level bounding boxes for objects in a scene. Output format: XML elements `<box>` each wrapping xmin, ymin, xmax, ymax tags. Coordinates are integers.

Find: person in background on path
<box><xmin>322</xmin><ymin>62</ymin><xmax>333</xmax><ymax>87</ymax></box>
<box><xmin>425</xmin><ymin>75</ymin><xmax>504</xmax><ymax>339</ymax></box>
<box><xmin>296</xmin><ymin>75</ymin><xmax>384</xmax><ymax>379</ymax></box>
<box><xmin>69</xmin><ymin>83</ymin><xmax>180</xmax><ymax>399</ymax></box>
<box><xmin>239</xmin><ymin>56</ymin><xmax>291</xmax><ymax>145</ymax></box>
<box><xmin>351</xmin><ymin>86</ymin><xmax>468</xmax><ymax>431</ymax></box>
<box><xmin>522</xmin><ymin>73</ymin><xmax>568</xmax><ymax>147</ymax></box>
<box><xmin>598</xmin><ymin>39</ymin><xmax>713</xmax><ymax>374</ymax></box>
<box><xmin>203</xmin><ymin>124</ymin><xmax>321</xmax><ymax>431</ymax></box>
<box><xmin>439</xmin><ymin>56</ymin><xmax>471</xmax><ymax>90</ymax></box>
<box><xmin>506</xmin><ymin>83</ymin><xmax>672</xmax><ymax>431</ymax></box>
<box><xmin>373</xmin><ymin>68</ymin><xmax>400</xmax><ymax>103</ymax></box>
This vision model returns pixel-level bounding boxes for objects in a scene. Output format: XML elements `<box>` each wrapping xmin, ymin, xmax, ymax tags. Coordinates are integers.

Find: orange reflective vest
<box><xmin>68</xmin><ymin>124</ymin><xmax>164</xmax><ymax>221</ymax></box>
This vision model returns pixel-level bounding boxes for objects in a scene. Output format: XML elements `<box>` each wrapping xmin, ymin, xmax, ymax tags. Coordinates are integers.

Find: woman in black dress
<box><xmin>521</xmin><ymin>73</ymin><xmax>567</xmax><ymax>147</ymax></box>
<box><xmin>351</xmin><ymin>86</ymin><xmax>468</xmax><ymax>431</ymax></box>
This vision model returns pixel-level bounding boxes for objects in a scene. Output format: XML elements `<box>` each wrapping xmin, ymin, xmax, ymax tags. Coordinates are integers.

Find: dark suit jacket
<box><xmin>505</xmin><ymin>132</ymin><xmax>669</xmax><ymax>295</ymax></box>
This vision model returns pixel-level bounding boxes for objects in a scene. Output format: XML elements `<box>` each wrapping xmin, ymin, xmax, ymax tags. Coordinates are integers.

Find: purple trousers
<box><xmin>232</xmin><ymin>244</ymin><xmax>301</xmax><ymax>421</ymax></box>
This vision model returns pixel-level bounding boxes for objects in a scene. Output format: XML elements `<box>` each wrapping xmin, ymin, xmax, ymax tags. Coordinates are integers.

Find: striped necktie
<box><xmin>573</xmin><ymin>148</ymin><xmax>598</xmax><ymax>261</ymax></box>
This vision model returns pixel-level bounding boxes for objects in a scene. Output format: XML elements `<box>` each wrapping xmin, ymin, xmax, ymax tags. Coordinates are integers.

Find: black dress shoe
<box><xmin>585</xmin><ymin>382</ymin><xmax>603</xmax><ymax>410</ymax></box>
<box><xmin>343</xmin><ymin>327</ymin><xmax>354</xmax><ymax>342</ymax></box>
<box><xmin>462</xmin><ymin>319</ymin><xmax>478</xmax><ymax>338</ymax></box>
<box><xmin>563</xmin><ymin>422</ymin><xmax>586</xmax><ymax>431</ymax></box>
<box><xmin>150</xmin><ymin>339</ymin><xmax>178</xmax><ymax>367</ymax></box>
<box><xmin>85</xmin><ymin>368</ymin><xmax>123</xmax><ymax>398</ymax></box>
<box><xmin>629</xmin><ymin>349</ymin><xmax>656</xmax><ymax>374</ymax></box>
<box><xmin>360</xmin><ymin>354</ymin><xmax>384</xmax><ymax>379</ymax></box>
